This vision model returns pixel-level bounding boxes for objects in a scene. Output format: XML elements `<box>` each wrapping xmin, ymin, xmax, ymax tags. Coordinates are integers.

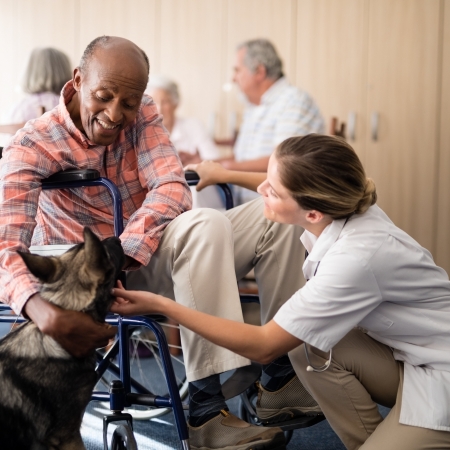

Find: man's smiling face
<box><xmin>71</xmin><ymin>40</ymin><xmax>148</xmax><ymax>146</ymax></box>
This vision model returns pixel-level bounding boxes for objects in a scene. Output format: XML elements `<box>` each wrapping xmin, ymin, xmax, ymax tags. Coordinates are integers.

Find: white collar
<box><xmin>301</xmin><ymin>218</ymin><xmax>348</xmax><ymax>280</ymax></box>
<box><xmin>301</xmin><ymin>218</ymin><xmax>347</xmax><ymax>262</ymax></box>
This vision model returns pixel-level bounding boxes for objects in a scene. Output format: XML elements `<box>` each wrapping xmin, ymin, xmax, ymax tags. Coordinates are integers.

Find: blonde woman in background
<box><xmin>4</xmin><ymin>47</ymin><xmax>72</xmax><ymax>123</ymax></box>
<box><xmin>147</xmin><ymin>75</ymin><xmax>225</xmax><ymax>210</ymax></box>
<box><xmin>114</xmin><ymin>134</ymin><xmax>450</xmax><ymax>450</ymax></box>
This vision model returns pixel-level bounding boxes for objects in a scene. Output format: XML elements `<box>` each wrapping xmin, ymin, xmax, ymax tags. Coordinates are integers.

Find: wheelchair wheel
<box><xmin>97</xmin><ymin>322</ymin><xmax>188</xmax><ymax>420</ymax></box>
<box><xmin>239</xmin><ymin>383</ymin><xmax>293</xmax><ymax>445</ymax></box>
<box><xmin>127</xmin><ymin>324</ymin><xmax>188</xmax><ymax>419</ymax></box>
<box><xmin>110</xmin><ymin>424</ymin><xmax>138</xmax><ymax>450</ymax></box>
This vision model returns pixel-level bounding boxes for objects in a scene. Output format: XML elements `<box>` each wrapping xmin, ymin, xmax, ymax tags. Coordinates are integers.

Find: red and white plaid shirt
<box><xmin>0</xmin><ymin>81</ymin><xmax>192</xmax><ymax>313</ymax></box>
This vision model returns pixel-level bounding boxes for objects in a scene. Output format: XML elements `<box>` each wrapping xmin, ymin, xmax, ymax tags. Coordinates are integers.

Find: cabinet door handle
<box><xmin>348</xmin><ymin>112</ymin><xmax>356</xmax><ymax>141</ymax></box>
<box><xmin>371</xmin><ymin>112</ymin><xmax>379</xmax><ymax>141</ymax></box>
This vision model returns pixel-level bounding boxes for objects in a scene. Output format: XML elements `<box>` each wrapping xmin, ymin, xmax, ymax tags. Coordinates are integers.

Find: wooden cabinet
<box><xmin>294</xmin><ymin>0</ymin><xmax>369</xmax><ymax>161</ymax></box>
<box><xmin>435</xmin><ymin>0</ymin><xmax>450</xmax><ymax>272</ymax></box>
<box><xmin>295</xmin><ymin>0</ymin><xmax>444</xmax><ymax>258</ymax></box>
<box><xmin>364</xmin><ymin>0</ymin><xmax>442</xmax><ymax>253</ymax></box>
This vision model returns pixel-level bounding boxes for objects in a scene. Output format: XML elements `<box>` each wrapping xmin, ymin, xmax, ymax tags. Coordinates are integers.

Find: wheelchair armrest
<box><xmin>42</xmin><ymin>169</ymin><xmax>101</xmax><ymax>185</ymax></box>
<box><xmin>43</xmin><ymin>169</ymin><xmax>196</xmax><ymax>184</ymax></box>
<box><xmin>184</xmin><ymin>169</ymin><xmax>234</xmax><ymax>209</ymax></box>
<box><xmin>184</xmin><ymin>170</ymin><xmax>200</xmax><ymax>183</ymax></box>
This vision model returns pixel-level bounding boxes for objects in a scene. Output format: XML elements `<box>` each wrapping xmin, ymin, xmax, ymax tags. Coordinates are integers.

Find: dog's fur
<box><xmin>0</xmin><ymin>228</ymin><xmax>124</xmax><ymax>450</ymax></box>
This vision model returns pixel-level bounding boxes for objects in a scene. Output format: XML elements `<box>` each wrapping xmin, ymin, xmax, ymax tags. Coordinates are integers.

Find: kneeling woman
<box><xmin>112</xmin><ymin>134</ymin><xmax>450</xmax><ymax>450</ymax></box>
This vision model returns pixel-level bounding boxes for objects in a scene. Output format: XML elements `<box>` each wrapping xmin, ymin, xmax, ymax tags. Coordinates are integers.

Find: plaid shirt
<box><xmin>0</xmin><ymin>81</ymin><xmax>192</xmax><ymax>314</ymax></box>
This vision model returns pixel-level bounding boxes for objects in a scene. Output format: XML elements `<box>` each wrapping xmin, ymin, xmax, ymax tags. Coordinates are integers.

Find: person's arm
<box><xmin>184</xmin><ymin>160</ymin><xmax>266</xmax><ymax>192</ymax></box>
<box><xmin>216</xmin><ymin>155</ymin><xmax>270</xmax><ymax>172</ymax></box>
<box><xmin>118</xmin><ymin>100</ymin><xmax>192</xmax><ymax>269</ymax></box>
<box><xmin>111</xmin><ymin>284</ymin><xmax>302</xmax><ymax>363</ymax></box>
<box><xmin>24</xmin><ymin>294</ymin><xmax>117</xmax><ymax>358</ymax></box>
<box><xmin>0</xmin><ymin>142</ymin><xmax>58</xmax><ymax>313</ymax></box>
<box><xmin>0</xmin><ymin>145</ymin><xmax>117</xmax><ymax>357</ymax></box>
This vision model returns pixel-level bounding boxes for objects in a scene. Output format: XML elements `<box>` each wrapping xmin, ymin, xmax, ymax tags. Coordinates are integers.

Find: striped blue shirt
<box><xmin>234</xmin><ymin>77</ymin><xmax>325</xmax><ymax>203</ymax></box>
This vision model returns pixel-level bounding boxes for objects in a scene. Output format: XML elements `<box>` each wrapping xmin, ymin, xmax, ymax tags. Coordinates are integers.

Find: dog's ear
<box><xmin>17</xmin><ymin>251</ymin><xmax>59</xmax><ymax>283</ymax></box>
<box><xmin>83</xmin><ymin>227</ymin><xmax>110</xmax><ymax>274</ymax></box>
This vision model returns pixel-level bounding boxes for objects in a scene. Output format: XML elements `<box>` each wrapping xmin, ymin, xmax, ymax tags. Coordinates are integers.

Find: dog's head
<box><xmin>18</xmin><ymin>228</ymin><xmax>125</xmax><ymax>322</ymax></box>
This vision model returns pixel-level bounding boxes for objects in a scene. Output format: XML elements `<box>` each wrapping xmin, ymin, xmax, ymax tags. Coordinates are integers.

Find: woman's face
<box><xmin>149</xmin><ymin>88</ymin><xmax>177</xmax><ymax>124</ymax></box>
<box><xmin>257</xmin><ymin>153</ymin><xmax>308</xmax><ymax>226</ymax></box>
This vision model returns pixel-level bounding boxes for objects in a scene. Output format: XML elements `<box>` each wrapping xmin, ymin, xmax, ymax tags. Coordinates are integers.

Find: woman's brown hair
<box><xmin>275</xmin><ymin>134</ymin><xmax>377</xmax><ymax>219</ymax></box>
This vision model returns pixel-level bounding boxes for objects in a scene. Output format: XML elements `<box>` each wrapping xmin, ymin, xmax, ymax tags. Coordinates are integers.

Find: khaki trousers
<box><xmin>290</xmin><ymin>328</ymin><xmax>450</xmax><ymax>450</ymax></box>
<box><xmin>127</xmin><ymin>197</ymin><xmax>305</xmax><ymax>381</ymax></box>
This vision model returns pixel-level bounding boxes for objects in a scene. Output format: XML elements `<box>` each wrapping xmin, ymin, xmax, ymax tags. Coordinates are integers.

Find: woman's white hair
<box><xmin>147</xmin><ymin>75</ymin><xmax>180</xmax><ymax>105</ymax></box>
<box><xmin>22</xmin><ymin>47</ymin><xmax>72</xmax><ymax>95</ymax></box>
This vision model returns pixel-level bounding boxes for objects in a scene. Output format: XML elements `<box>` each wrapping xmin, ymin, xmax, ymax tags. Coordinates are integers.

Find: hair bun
<box><xmin>355</xmin><ymin>178</ymin><xmax>377</xmax><ymax>214</ymax></box>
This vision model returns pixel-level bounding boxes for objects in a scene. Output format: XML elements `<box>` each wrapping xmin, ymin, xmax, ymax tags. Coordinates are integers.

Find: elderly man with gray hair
<box><xmin>221</xmin><ymin>38</ymin><xmax>324</xmax><ymax>204</ymax></box>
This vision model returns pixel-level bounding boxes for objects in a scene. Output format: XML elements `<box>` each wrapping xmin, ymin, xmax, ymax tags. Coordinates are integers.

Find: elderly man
<box><xmin>0</xmin><ymin>36</ymin><xmax>295</xmax><ymax>450</ymax></box>
<box><xmin>221</xmin><ymin>39</ymin><xmax>324</xmax><ymax>204</ymax></box>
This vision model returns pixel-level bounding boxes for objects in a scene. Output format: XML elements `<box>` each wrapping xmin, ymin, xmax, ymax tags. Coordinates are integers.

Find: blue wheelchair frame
<box><xmin>0</xmin><ymin>168</ymin><xmax>249</xmax><ymax>449</ymax></box>
<box><xmin>0</xmin><ymin>169</ymin><xmax>193</xmax><ymax>449</ymax></box>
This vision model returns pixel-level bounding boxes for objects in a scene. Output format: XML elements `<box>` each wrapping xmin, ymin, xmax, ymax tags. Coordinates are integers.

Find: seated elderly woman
<box><xmin>147</xmin><ymin>75</ymin><xmax>225</xmax><ymax>209</ymax></box>
<box><xmin>4</xmin><ymin>47</ymin><xmax>72</xmax><ymax>123</ymax></box>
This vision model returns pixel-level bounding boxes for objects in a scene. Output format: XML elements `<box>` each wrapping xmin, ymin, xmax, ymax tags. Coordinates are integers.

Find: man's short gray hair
<box><xmin>147</xmin><ymin>75</ymin><xmax>180</xmax><ymax>106</ymax></box>
<box><xmin>22</xmin><ymin>47</ymin><xmax>72</xmax><ymax>95</ymax></box>
<box><xmin>237</xmin><ymin>39</ymin><xmax>283</xmax><ymax>80</ymax></box>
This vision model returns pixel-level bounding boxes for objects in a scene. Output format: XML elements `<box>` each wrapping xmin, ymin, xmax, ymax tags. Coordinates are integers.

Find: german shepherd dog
<box><xmin>0</xmin><ymin>228</ymin><xmax>124</xmax><ymax>450</ymax></box>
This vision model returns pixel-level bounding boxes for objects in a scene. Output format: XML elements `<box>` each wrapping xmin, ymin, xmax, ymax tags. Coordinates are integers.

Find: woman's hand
<box><xmin>185</xmin><ymin>161</ymin><xmax>267</xmax><ymax>192</ymax></box>
<box><xmin>111</xmin><ymin>280</ymin><xmax>166</xmax><ymax>316</ymax></box>
<box><xmin>184</xmin><ymin>160</ymin><xmax>228</xmax><ymax>191</ymax></box>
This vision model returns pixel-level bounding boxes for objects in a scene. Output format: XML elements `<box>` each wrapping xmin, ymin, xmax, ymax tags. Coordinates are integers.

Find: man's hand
<box><xmin>24</xmin><ymin>294</ymin><xmax>117</xmax><ymax>358</ymax></box>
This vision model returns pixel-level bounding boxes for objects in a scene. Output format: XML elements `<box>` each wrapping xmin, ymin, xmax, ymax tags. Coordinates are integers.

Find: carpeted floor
<box><xmin>83</xmin><ymin>398</ymin><xmax>390</xmax><ymax>449</ymax></box>
<box><xmin>0</xmin><ymin>322</ymin><xmax>387</xmax><ymax>449</ymax></box>
<box><xmin>82</xmin><ymin>395</ymin><xmax>349</xmax><ymax>450</ymax></box>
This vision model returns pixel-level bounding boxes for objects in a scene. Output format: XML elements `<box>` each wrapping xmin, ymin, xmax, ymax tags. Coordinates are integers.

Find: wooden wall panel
<box><xmin>0</xmin><ymin>1</ymin><xmax>447</xmax><ymax>262</ymax></box>
<box><xmin>158</xmin><ymin>0</ymin><xmax>227</xmax><ymax>139</ymax></box>
<box><xmin>0</xmin><ymin>0</ymin><xmax>78</xmax><ymax>122</ymax></box>
<box><xmin>435</xmin><ymin>0</ymin><xmax>450</xmax><ymax>273</ymax></box>
<box><xmin>364</xmin><ymin>0</ymin><xmax>441</xmax><ymax>251</ymax></box>
<box><xmin>0</xmin><ymin>0</ymin><xmax>19</xmax><ymax>122</ymax></box>
<box><xmin>77</xmin><ymin>0</ymin><xmax>159</xmax><ymax>68</ymax></box>
<box><xmin>295</xmin><ymin>0</ymin><xmax>369</xmax><ymax>160</ymax></box>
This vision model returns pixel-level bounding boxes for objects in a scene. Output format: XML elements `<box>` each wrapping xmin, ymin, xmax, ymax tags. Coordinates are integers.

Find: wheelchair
<box><xmin>0</xmin><ymin>158</ymin><xmax>324</xmax><ymax>448</ymax></box>
<box><xmin>0</xmin><ymin>166</ymin><xmax>196</xmax><ymax>449</ymax></box>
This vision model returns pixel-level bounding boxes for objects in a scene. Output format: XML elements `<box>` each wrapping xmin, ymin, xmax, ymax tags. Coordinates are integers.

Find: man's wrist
<box><xmin>23</xmin><ymin>294</ymin><xmax>57</xmax><ymax>335</ymax></box>
<box><xmin>122</xmin><ymin>255</ymin><xmax>137</xmax><ymax>270</ymax></box>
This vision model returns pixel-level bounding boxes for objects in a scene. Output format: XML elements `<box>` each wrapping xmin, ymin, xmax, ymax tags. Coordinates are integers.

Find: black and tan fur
<box><xmin>0</xmin><ymin>228</ymin><xmax>124</xmax><ymax>450</ymax></box>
